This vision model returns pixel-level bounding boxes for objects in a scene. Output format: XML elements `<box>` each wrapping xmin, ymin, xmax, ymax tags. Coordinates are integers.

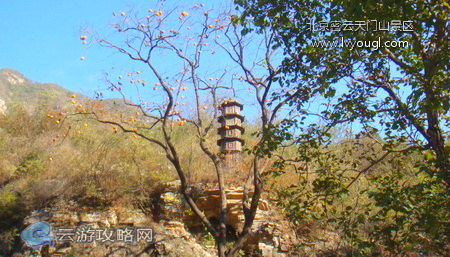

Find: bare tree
<box><xmin>76</xmin><ymin>5</ymin><xmax>301</xmax><ymax>256</ymax></box>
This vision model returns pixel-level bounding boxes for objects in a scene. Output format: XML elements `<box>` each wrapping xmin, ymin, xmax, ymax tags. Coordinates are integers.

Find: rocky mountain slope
<box><xmin>0</xmin><ymin>69</ymin><xmax>75</xmax><ymax>115</ymax></box>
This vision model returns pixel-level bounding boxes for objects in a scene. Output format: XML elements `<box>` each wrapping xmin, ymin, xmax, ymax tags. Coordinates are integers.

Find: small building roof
<box><xmin>219</xmin><ymin>100</ymin><xmax>243</xmax><ymax>110</ymax></box>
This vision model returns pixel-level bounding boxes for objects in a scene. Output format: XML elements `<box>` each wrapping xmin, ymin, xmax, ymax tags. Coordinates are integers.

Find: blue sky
<box><xmin>0</xmin><ymin>0</ymin><xmax>293</xmax><ymax>124</ymax></box>
<box><xmin>0</xmin><ymin>0</ymin><xmax>233</xmax><ymax>95</ymax></box>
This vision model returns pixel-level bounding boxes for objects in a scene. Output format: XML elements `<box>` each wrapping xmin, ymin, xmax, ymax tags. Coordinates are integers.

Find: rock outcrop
<box><xmin>15</xmin><ymin>181</ymin><xmax>302</xmax><ymax>256</ymax></box>
<box><xmin>16</xmin><ymin>201</ymin><xmax>215</xmax><ymax>257</ymax></box>
<box><xmin>159</xmin><ymin>180</ymin><xmax>298</xmax><ymax>256</ymax></box>
<box><xmin>0</xmin><ymin>98</ymin><xmax>6</xmax><ymax>115</ymax></box>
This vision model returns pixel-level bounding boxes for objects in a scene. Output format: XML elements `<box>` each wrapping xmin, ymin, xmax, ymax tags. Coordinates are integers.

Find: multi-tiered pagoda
<box><xmin>217</xmin><ymin>100</ymin><xmax>245</xmax><ymax>164</ymax></box>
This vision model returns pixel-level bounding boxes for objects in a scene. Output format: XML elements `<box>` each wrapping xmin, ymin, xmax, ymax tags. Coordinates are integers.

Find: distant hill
<box><xmin>0</xmin><ymin>68</ymin><xmax>76</xmax><ymax>114</ymax></box>
<box><xmin>0</xmin><ymin>68</ymin><xmax>132</xmax><ymax>115</ymax></box>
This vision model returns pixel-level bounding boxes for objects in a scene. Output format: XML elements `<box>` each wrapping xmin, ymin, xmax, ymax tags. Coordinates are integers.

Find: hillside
<box><xmin>0</xmin><ymin>69</ymin><xmax>76</xmax><ymax>115</ymax></box>
<box><xmin>0</xmin><ymin>69</ymin><xmax>280</xmax><ymax>256</ymax></box>
<box><xmin>0</xmin><ymin>68</ymin><xmax>132</xmax><ymax>117</ymax></box>
<box><xmin>0</xmin><ymin>69</ymin><xmax>449</xmax><ymax>257</ymax></box>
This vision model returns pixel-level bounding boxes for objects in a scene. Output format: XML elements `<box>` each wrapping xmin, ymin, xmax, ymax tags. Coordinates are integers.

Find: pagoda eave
<box><xmin>217</xmin><ymin>137</ymin><xmax>245</xmax><ymax>146</ymax></box>
<box><xmin>217</xmin><ymin>125</ymin><xmax>245</xmax><ymax>134</ymax></box>
<box><xmin>218</xmin><ymin>114</ymin><xmax>245</xmax><ymax>123</ymax></box>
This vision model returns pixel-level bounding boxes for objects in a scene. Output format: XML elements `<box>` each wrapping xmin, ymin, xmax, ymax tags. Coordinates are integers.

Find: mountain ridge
<box><xmin>0</xmin><ymin>68</ymin><xmax>76</xmax><ymax>115</ymax></box>
<box><xmin>0</xmin><ymin>68</ymin><xmax>142</xmax><ymax>118</ymax></box>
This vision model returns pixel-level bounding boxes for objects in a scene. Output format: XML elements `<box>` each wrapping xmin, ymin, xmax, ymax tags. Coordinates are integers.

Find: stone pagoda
<box><xmin>217</xmin><ymin>100</ymin><xmax>245</xmax><ymax>165</ymax></box>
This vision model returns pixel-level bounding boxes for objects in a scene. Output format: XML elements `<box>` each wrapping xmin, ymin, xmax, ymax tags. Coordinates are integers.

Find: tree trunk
<box><xmin>426</xmin><ymin>109</ymin><xmax>450</xmax><ymax>190</ymax></box>
<box><xmin>217</xmin><ymin>163</ymin><xmax>228</xmax><ymax>257</ymax></box>
<box><xmin>218</xmin><ymin>237</ymin><xmax>227</xmax><ymax>257</ymax></box>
